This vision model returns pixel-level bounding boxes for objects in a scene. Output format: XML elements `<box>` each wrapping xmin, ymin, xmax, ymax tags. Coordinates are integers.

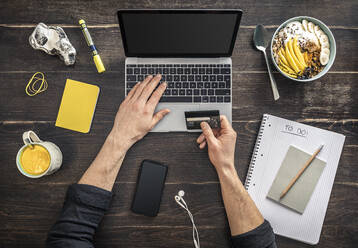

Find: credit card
<box><xmin>185</xmin><ymin>110</ymin><xmax>220</xmax><ymax>130</ymax></box>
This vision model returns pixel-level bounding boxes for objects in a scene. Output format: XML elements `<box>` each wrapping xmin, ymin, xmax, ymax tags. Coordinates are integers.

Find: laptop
<box><xmin>117</xmin><ymin>9</ymin><xmax>242</xmax><ymax>132</ymax></box>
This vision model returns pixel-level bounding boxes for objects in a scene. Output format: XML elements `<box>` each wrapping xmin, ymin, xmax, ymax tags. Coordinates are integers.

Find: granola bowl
<box><xmin>271</xmin><ymin>16</ymin><xmax>336</xmax><ymax>82</ymax></box>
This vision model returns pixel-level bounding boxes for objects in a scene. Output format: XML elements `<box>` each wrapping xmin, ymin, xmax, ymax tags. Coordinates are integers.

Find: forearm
<box><xmin>78</xmin><ymin>130</ymin><xmax>130</xmax><ymax>191</ymax></box>
<box><xmin>47</xmin><ymin>75</ymin><xmax>169</xmax><ymax>247</ymax></box>
<box><xmin>217</xmin><ymin>165</ymin><xmax>264</xmax><ymax>236</ymax></box>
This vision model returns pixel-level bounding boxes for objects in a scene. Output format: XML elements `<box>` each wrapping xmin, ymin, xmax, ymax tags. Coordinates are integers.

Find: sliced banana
<box><xmin>319</xmin><ymin>41</ymin><xmax>329</xmax><ymax>50</ymax></box>
<box><xmin>320</xmin><ymin>52</ymin><xmax>330</xmax><ymax>65</ymax></box>
<box><xmin>315</xmin><ymin>30</ymin><xmax>325</xmax><ymax>39</ymax></box>
<box><xmin>314</xmin><ymin>25</ymin><xmax>320</xmax><ymax>33</ymax></box>
<box><xmin>321</xmin><ymin>48</ymin><xmax>330</xmax><ymax>56</ymax></box>
<box><xmin>310</xmin><ymin>26</ymin><xmax>330</xmax><ymax>50</ymax></box>
<box><xmin>302</xmin><ymin>19</ymin><xmax>308</xmax><ymax>31</ymax></box>
<box><xmin>320</xmin><ymin>48</ymin><xmax>330</xmax><ymax>65</ymax></box>
<box><xmin>307</xmin><ymin>22</ymin><xmax>315</xmax><ymax>33</ymax></box>
<box><xmin>319</xmin><ymin>34</ymin><xmax>329</xmax><ymax>43</ymax></box>
<box><xmin>321</xmin><ymin>41</ymin><xmax>330</xmax><ymax>49</ymax></box>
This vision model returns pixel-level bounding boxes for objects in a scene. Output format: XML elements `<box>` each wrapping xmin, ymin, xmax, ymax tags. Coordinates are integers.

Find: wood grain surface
<box><xmin>0</xmin><ymin>0</ymin><xmax>357</xmax><ymax>247</ymax></box>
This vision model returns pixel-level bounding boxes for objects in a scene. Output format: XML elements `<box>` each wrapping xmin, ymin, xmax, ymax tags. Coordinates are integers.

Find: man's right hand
<box><xmin>196</xmin><ymin>115</ymin><xmax>237</xmax><ymax>173</ymax></box>
<box><xmin>198</xmin><ymin>116</ymin><xmax>267</xmax><ymax>238</ymax></box>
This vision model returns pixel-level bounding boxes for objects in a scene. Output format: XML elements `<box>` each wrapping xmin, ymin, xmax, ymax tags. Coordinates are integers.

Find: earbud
<box><xmin>178</xmin><ymin>190</ymin><xmax>185</xmax><ymax>197</ymax></box>
<box><xmin>175</xmin><ymin>191</ymin><xmax>187</xmax><ymax>209</ymax></box>
<box><xmin>175</xmin><ymin>190</ymin><xmax>184</xmax><ymax>202</ymax></box>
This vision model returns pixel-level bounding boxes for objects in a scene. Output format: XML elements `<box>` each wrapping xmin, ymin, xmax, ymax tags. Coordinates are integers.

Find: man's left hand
<box><xmin>110</xmin><ymin>74</ymin><xmax>170</xmax><ymax>151</ymax></box>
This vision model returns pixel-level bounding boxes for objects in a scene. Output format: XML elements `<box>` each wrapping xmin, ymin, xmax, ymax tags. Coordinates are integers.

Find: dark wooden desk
<box><xmin>0</xmin><ymin>1</ymin><xmax>357</xmax><ymax>247</ymax></box>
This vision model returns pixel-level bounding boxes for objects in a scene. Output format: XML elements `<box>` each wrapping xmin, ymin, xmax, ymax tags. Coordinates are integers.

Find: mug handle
<box><xmin>23</xmin><ymin>131</ymin><xmax>42</xmax><ymax>146</ymax></box>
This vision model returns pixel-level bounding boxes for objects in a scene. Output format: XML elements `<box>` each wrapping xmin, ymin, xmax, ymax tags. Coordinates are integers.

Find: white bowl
<box><xmin>271</xmin><ymin>16</ymin><xmax>336</xmax><ymax>82</ymax></box>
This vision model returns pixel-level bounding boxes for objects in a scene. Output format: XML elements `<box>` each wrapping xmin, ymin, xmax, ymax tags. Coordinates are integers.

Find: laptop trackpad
<box><xmin>151</xmin><ymin>104</ymin><xmax>199</xmax><ymax>132</ymax></box>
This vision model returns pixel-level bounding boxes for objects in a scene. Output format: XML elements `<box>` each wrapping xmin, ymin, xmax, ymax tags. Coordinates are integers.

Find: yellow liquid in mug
<box><xmin>20</xmin><ymin>145</ymin><xmax>51</xmax><ymax>175</ymax></box>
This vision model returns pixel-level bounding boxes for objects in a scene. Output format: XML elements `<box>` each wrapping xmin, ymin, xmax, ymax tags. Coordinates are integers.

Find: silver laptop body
<box><xmin>118</xmin><ymin>9</ymin><xmax>242</xmax><ymax>132</ymax></box>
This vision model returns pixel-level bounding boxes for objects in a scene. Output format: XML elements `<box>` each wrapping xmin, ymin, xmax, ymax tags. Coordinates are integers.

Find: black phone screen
<box><xmin>131</xmin><ymin>160</ymin><xmax>168</xmax><ymax>216</ymax></box>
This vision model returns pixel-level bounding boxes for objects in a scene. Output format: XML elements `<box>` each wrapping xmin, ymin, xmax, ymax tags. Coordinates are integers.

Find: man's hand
<box><xmin>196</xmin><ymin>115</ymin><xmax>237</xmax><ymax>172</ymax></box>
<box><xmin>110</xmin><ymin>74</ymin><xmax>170</xmax><ymax>151</ymax></box>
<box><xmin>79</xmin><ymin>74</ymin><xmax>169</xmax><ymax>191</ymax></box>
<box><xmin>197</xmin><ymin>116</ymin><xmax>266</xmax><ymax>237</ymax></box>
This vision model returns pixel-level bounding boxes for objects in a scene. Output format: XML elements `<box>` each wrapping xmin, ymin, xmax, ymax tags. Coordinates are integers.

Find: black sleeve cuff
<box><xmin>46</xmin><ymin>184</ymin><xmax>113</xmax><ymax>248</ymax></box>
<box><xmin>67</xmin><ymin>184</ymin><xmax>113</xmax><ymax>211</ymax></box>
<box><xmin>231</xmin><ymin>220</ymin><xmax>276</xmax><ymax>248</ymax></box>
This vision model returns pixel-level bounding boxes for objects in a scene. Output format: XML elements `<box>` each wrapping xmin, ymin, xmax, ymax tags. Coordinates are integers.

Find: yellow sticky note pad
<box><xmin>56</xmin><ymin>79</ymin><xmax>100</xmax><ymax>133</ymax></box>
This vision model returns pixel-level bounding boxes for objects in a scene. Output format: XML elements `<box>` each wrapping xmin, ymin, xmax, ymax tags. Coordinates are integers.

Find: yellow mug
<box><xmin>16</xmin><ymin>131</ymin><xmax>63</xmax><ymax>178</ymax></box>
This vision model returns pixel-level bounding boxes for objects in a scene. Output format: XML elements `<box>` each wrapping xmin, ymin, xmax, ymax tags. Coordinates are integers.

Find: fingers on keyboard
<box><xmin>126</xmin><ymin>64</ymin><xmax>232</xmax><ymax>103</ymax></box>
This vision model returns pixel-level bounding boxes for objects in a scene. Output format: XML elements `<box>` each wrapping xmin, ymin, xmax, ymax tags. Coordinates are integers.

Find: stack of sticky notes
<box><xmin>55</xmin><ymin>79</ymin><xmax>100</xmax><ymax>133</ymax></box>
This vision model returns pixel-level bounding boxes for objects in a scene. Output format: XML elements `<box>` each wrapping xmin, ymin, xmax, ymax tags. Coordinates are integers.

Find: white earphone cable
<box><xmin>175</xmin><ymin>191</ymin><xmax>200</xmax><ymax>248</ymax></box>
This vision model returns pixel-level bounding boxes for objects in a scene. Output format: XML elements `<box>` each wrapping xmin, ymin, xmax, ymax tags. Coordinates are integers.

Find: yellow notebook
<box><xmin>55</xmin><ymin>79</ymin><xmax>100</xmax><ymax>133</ymax></box>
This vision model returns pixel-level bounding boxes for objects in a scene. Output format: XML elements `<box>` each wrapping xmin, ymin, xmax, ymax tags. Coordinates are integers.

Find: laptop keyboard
<box><xmin>126</xmin><ymin>64</ymin><xmax>231</xmax><ymax>103</ymax></box>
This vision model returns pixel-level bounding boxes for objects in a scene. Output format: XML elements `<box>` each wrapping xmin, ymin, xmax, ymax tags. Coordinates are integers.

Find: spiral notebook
<box><xmin>244</xmin><ymin>114</ymin><xmax>345</xmax><ymax>245</ymax></box>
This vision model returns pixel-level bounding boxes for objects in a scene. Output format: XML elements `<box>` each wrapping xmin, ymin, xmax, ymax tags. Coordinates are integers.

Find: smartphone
<box><xmin>131</xmin><ymin>160</ymin><xmax>168</xmax><ymax>217</ymax></box>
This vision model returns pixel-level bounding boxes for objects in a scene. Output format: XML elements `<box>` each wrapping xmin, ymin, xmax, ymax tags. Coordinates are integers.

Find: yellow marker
<box><xmin>79</xmin><ymin>19</ymin><xmax>105</xmax><ymax>73</ymax></box>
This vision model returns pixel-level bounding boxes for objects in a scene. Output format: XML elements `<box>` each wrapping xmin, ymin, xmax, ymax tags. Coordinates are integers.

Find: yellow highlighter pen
<box><xmin>79</xmin><ymin>19</ymin><xmax>105</xmax><ymax>73</ymax></box>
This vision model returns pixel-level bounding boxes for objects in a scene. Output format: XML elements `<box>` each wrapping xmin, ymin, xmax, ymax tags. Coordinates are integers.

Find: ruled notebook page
<box><xmin>245</xmin><ymin>114</ymin><xmax>345</xmax><ymax>245</ymax></box>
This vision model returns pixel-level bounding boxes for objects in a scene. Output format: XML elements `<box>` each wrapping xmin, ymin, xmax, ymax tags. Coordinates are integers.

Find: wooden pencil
<box><xmin>280</xmin><ymin>145</ymin><xmax>324</xmax><ymax>199</ymax></box>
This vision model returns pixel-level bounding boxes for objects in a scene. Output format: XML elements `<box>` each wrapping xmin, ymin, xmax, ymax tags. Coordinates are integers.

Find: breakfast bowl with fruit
<box><xmin>271</xmin><ymin>16</ymin><xmax>336</xmax><ymax>82</ymax></box>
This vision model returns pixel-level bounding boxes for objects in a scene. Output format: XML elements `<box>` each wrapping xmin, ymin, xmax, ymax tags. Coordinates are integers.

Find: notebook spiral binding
<box><xmin>244</xmin><ymin>114</ymin><xmax>268</xmax><ymax>190</ymax></box>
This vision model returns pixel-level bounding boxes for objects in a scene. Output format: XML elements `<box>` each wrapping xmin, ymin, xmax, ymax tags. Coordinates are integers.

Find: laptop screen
<box><xmin>118</xmin><ymin>10</ymin><xmax>242</xmax><ymax>57</ymax></box>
